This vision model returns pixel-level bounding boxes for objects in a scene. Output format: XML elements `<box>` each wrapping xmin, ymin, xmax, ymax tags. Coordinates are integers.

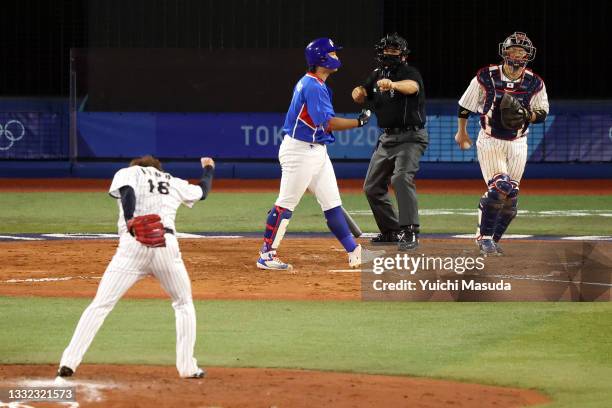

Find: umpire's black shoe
<box><xmin>398</xmin><ymin>226</ymin><xmax>419</xmax><ymax>251</ymax></box>
<box><xmin>371</xmin><ymin>230</ymin><xmax>400</xmax><ymax>245</ymax></box>
<box><xmin>57</xmin><ymin>366</ymin><xmax>74</xmax><ymax>377</ymax></box>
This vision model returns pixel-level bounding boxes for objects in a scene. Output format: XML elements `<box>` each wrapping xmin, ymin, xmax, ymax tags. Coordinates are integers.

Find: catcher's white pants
<box><xmin>476</xmin><ymin>130</ymin><xmax>528</xmax><ymax>183</ymax></box>
<box><xmin>60</xmin><ymin>233</ymin><xmax>199</xmax><ymax>377</ymax></box>
<box><xmin>274</xmin><ymin>135</ymin><xmax>342</xmax><ymax>211</ymax></box>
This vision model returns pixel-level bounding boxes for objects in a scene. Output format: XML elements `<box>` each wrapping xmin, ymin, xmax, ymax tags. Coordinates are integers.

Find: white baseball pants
<box><xmin>59</xmin><ymin>233</ymin><xmax>199</xmax><ymax>377</ymax></box>
<box><xmin>275</xmin><ymin>135</ymin><xmax>342</xmax><ymax>211</ymax></box>
<box><xmin>476</xmin><ymin>130</ymin><xmax>529</xmax><ymax>182</ymax></box>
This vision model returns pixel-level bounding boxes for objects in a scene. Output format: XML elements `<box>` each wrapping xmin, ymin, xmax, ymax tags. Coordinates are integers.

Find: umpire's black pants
<box><xmin>363</xmin><ymin>129</ymin><xmax>428</xmax><ymax>233</ymax></box>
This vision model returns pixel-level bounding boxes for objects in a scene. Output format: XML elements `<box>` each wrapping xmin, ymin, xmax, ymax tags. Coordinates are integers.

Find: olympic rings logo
<box><xmin>0</xmin><ymin>120</ymin><xmax>26</xmax><ymax>151</ymax></box>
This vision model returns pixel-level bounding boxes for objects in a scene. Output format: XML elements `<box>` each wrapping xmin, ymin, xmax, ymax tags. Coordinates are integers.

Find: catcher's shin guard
<box><xmin>492</xmin><ymin>177</ymin><xmax>519</xmax><ymax>242</ymax></box>
<box><xmin>493</xmin><ymin>197</ymin><xmax>518</xmax><ymax>242</ymax></box>
<box><xmin>477</xmin><ymin>194</ymin><xmax>504</xmax><ymax>239</ymax></box>
<box><xmin>261</xmin><ymin>205</ymin><xmax>292</xmax><ymax>253</ymax></box>
<box><xmin>478</xmin><ymin>174</ymin><xmax>519</xmax><ymax>240</ymax></box>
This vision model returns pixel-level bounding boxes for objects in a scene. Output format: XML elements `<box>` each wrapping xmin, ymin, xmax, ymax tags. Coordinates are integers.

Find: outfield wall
<box><xmin>0</xmin><ymin>98</ymin><xmax>610</xmax><ymax>179</ymax></box>
<box><xmin>2</xmin><ymin>160</ymin><xmax>612</xmax><ymax>180</ymax></box>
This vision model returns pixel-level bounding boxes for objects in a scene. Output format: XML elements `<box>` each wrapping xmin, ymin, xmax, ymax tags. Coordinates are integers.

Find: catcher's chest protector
<box><xmin>477</xmin><ymin>65</ymin><xmax>542</xmax><ymax>140</ymax></box>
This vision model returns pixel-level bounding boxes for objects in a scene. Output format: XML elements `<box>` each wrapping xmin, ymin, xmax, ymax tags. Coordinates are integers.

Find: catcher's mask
<box><xmin>375</xmin><ymin>33</ymin><xmax>410</xmax><ymax>69</ymax></box>
<box><xmin>499</xmin><ymin>32</ymin><xmax>536</xmax><ymax>68</ymax></box>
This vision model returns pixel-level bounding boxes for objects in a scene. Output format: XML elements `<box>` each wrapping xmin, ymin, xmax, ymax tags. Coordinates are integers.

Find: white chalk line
<box><xmin>1</xmin><ymin>232</ymin><xmax>611</xmax><ymax>241</ymax></box>
<box><xmin>42</xmin><ymin>233</ymin><xmax>119</xmax><ymax>239</ymax></box>
<box><xmin>451</xmin><ymin>234</ymin><xmax>612</xmax><ymax>241</ymax></box>
<box><xmin>560</xmin><ymin>236</ymin><xmax>612</xmax><ymax>241</ymax></box>
<box><xmin>360</xmin><ymin>232</ymin><xmax>612</xmax><ymax>241</ymax></box>
<box><xmin>361</xmin><ymin>232</ymin><xmax>534</xmax><ymax>239</ymax></box>
<box><xmin>0</xmin><ymin>235</ymin><xmax>44</xmax><ymax>241</ymax></box>
<box><xmin>451</xmin><ymin>233</ymin><xmax>535</xmax><ymax>239</ymax></box>
<box><xmin>350</xmin><ymin>209</ymin><xmax>612</xmax><ymax>217</ymax></box>
<box><xmin>486</xmin><ymin>274</ymin><xmax>612</xmax><ymax>287</ymax></box>
<box><xmin>41</xmin><ymin>233</ymin><xmax>243</xmax><ymax>239</ymax></box>
<box><xmin>1</xmin><ymin>276</ymin><xmax>101</xmax><ymax>284</ymax></box>
<box><xmin>176</xmin><ymin>233</ymin><xmax>243</xmax><ymax>239</ymax></box>
<box><xmin>0</xmin><ymin>233</ymin><xmax>243</xmax><ymax>241</ymax></box>
<box><xmin>337</xmin><ymin>270</ymin><xmax>612</xmax><ymax>288</ymax></box>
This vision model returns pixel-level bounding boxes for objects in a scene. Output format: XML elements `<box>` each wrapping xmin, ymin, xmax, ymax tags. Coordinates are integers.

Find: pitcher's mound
<box><xmin>1</xmin><ymin>364</ymin><xmax>549</xmax><ymax>408</ymax></box>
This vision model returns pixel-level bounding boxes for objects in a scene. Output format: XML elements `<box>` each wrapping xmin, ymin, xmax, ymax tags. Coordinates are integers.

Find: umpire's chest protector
<box><xmin>477</xmin><ymin>65</ymin><xmax>543</xmax><ymax>140</ymax></box>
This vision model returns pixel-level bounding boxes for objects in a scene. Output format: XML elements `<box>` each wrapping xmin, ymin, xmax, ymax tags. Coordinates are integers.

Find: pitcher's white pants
<box><xmin>60</xmin><ymin>233</ymin><xmax>199</xmax><ymax>377</ymax></box>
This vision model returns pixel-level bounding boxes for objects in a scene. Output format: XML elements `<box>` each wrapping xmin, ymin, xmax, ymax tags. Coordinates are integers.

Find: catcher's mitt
<box><xmin>127</xmin><ymin>214</ymin><xmax>166</xmax><ymax>247</ymax></box>
<box><xmin>500</xmin><ymin>93</ymin><xmax>530</xmax><ymax>130</ymax></box>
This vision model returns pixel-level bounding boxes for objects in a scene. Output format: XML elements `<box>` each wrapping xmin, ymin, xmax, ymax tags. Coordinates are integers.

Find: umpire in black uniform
<box><xmin>352</xmin><ymin>33</ymin><xmax>428</xmax><ymax>250</ymax></box>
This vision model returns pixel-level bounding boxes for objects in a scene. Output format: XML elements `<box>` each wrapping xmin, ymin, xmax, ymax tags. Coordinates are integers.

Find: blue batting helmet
<box><xmin>305</xmin><ymin>38</ymin><xmax>342</xmax><ymax>69</ymax></box>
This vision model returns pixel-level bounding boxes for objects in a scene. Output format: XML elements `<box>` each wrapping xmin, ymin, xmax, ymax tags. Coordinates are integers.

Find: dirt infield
<box><xmin>1</xmin><ymin>237</ymin><xmax>609</xmax><ymax>301</ymax></box>
<box><xmin>3</xmin><ymin>236</ymin><xmax>607</xmax><ymax>406</ymax></box>
<box><xmin>0</xmin><ymin>365</ymin><xmax>550</xmax><ymax>408</ymax></box>
<box><xmin>1</xmin><ymin>178</ymin><xmax>612</xmax><ymax>194</ymax></box>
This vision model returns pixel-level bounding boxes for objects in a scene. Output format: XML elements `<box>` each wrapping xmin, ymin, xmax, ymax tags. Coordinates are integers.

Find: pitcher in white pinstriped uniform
<box><xmin>56</xmin><ymin>155</ymin><xmax>214</xmax><ymax>379</ymax></box>
<box><xmin>454</xmin><ymin>32</ymin><xmax>549</xmax><ymax>256</ymax></box>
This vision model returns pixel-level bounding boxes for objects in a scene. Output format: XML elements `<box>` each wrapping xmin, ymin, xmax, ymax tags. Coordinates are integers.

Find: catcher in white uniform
<box><xmin>454</xmin><ymin>32</ymin><xmax>549</xmax><ymax>256</ymax></box>
<box><xmin>57</xmin><ymin>155</ymin><xmax>214</xmax><ymax>379</ymax></box>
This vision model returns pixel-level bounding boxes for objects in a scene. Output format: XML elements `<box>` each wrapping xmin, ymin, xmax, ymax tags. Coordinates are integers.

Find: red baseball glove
<box><xmin>127</xmin><ymin>214</ymin><xmax>166</xmax><ymax>247</ymax></box>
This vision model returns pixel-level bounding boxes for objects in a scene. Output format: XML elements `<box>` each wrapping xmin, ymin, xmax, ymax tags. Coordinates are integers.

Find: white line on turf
<box><xmin>357</xmin><ymin>232</ymin><xmax>596</xmax><ymax>240</ymax></box>
<box><xmin>0</xmin><ymin>235</ymin><xmax>44</xmax><ymax>241</ymax></box>
<box><xmin>177</xmin><ymin>234</ymin><xmax>243</xmax><ymax>239</ymax></box>
<box><xmin>349</xmin><ymin>209</ymin><xmax>612</xmax><ymax>217</ymax></box>
<box><xmin>561</xmin><ymin>236</ymin><xmax>612</xmax><ymax>241</ymax></box>
<box><xmin>2</xmin><ymin>276</ymin><xmax>102</xmax><ymax>283</ymax></box>
<box><xmin>1</xmin><ymin>233</ymin><xmax>610</xmax><ymax>241</ymax></box>
<box><xmin>487</xmin><ymin>274</ymin><xmax>612</xmax><ymax>287</ymax></box>
<box><xmin>452</xmin><ymin>234</ymin><xmax>534</xmax><ymax>239</ymax></box>
<box><xmin>339</xmin><ymin>270</ymin><xmax>612</xmax><ymax>288</ymax></box>
<box><xmin>42</xmin><ymin>233</ymin><xmax>119</xmax><ymax>239</ymax></box>
<box><xmin>36</xmin><ymin>233</ymin><xmax>243</xmax><ymax>239</ymax></box>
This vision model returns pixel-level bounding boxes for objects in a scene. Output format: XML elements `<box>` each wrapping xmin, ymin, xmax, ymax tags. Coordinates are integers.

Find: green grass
<box><xmin>3</xmin><ymin>191</ymin><xmax>610</xmax><ymax>408</ymax></box>
<box><xmin>1</xmin><ymin>297</ymin><xmax>611</xmax><ymax>407</ymax></box>
<box><xmin>0</xmin><ymin>192</ymin><xmax>611</xmax><ymax>235</ymax></box>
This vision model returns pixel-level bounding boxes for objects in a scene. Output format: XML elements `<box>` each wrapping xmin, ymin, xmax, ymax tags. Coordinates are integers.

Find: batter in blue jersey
<box><xmin>282</xmin><ymin>72</ymin><xmax>336</xmax><ymax>144</ymax></box>
<box><xmin>256</xmin><ymin>37</ymin><xmax>381</xmax><ymax>271</ymax></box>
